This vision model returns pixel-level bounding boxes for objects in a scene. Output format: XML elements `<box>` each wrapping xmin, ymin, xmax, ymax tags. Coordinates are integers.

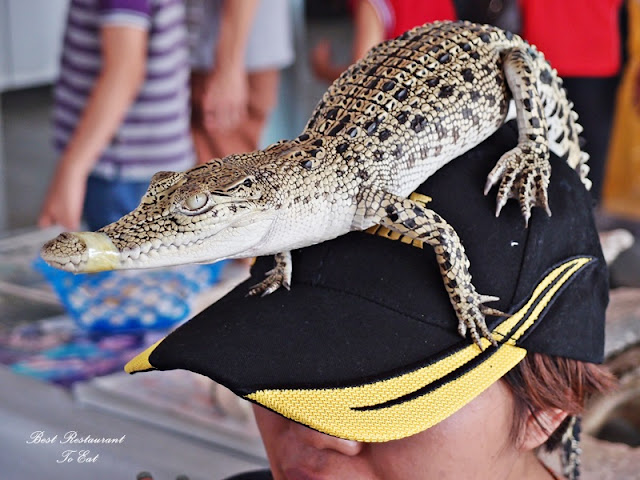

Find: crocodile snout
<box><xmin>41</xmin><ymin>231</ymin><xmax>121</xmax><ymax>273</ymax></box>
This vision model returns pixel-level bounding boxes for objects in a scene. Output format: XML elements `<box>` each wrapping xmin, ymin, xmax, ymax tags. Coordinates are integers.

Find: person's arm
<box><xmin>39</xmin><ymin>25</ymin><xmax>147</xmax><ymax>230</ymax></box>
<box><xmin>311</xmin><ymin>0</ymin><xmax>384</xmax><ymax>83</ymax></box>
<box><xmin>201</xmin><ymin>0</ymin><xmax>260</xmax><ymax>133</ymax></box>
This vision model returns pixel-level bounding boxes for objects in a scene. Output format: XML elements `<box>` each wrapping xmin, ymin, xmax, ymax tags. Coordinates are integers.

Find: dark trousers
<box><xmin>562</xmin><ymin>76</ymin><xmax>619</xmax><ymax>203</ymax></box>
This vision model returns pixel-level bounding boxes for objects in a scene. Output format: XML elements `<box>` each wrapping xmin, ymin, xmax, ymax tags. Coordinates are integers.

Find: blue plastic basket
<box><xmin>35</xmin><ymin>259</ymin><xmax>226</xmax><ymax>332</ymax></box>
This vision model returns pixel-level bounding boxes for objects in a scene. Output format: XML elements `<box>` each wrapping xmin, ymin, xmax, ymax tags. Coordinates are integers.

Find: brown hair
<box><xmin>502</xmin><ymin>352</ymin><xmax>617</xmax><ymax>450</ymax></box>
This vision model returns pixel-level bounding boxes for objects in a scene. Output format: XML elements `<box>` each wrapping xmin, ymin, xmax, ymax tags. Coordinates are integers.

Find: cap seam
<box><xmin>508</xmin><ymin>214</ymin><xmax>533</xmax><ymax>308</ymax></box>
<box><xmin>297</xmin><ymin>280</ymin><xmax>456</xmax><ymax>334</ymax></box>
<box><xmin>238</xmin><ymin>335</ymin><xmax>472</xmax><ymax>394</ymax></box>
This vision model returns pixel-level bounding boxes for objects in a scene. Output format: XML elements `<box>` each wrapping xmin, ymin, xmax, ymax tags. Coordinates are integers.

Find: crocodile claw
<box><xmin>247</xmin><ymin>270</ymin><xmax>291</xmax><ymax>297</ymax></box>
<box><xmin>247</xmin><ymin>276</ymin><xmax>290</xmax><ymax>297</ymax></box>
<box><xmin>247</xmin><ymin>251</ymin><xmax>292</xmax><ymax>297</ymax></box>
<box><xmin>456</xmin><ymin>292</ymin><xmax>504</xmax><ymax>349</ymax></box>
<box><xmin>485</xmin><ymin>142</ymin><xmax>551</xmax><ymax>224</ymax></box>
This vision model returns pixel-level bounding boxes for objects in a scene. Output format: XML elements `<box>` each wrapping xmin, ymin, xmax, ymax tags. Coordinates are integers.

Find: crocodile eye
<box><xmin>185</xmin><ymin>193</ymin><xmax>207</xmax><ymax>210</ymax></box>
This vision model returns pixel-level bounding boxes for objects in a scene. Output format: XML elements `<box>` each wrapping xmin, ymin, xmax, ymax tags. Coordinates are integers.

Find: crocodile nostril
<box><xmin>55</xmin><ymin>232</ymin><xmax>85</xmax><ymax>248</ymax></box>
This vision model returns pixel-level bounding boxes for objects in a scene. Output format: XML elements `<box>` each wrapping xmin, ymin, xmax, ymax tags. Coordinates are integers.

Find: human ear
<box><xmin>518</xmin><ymin>408</ymin><xmax>568</xmax><ymax>450</ymax></box>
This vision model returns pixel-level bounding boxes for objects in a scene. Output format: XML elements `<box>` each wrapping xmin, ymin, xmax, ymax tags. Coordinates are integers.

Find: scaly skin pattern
<box><xmin>41</xmin><ymin>21</ymin><xmax>589</xmax><ymax>347</ymax></box>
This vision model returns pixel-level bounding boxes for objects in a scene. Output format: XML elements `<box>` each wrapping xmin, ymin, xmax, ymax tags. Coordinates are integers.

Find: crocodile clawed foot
<box><xmin>456</xmin><ymin>293</ymin><xmax>504</xmax><ymax>349</ymax></box>
<box><xmin>248</xmin><ymin>273</ymin><xmax>289</xmax><ymax>297</ymax></box>
<box><xmin>247</xmin><ymin>251</ymin><xmax>292</xmax><ymax>298</ymax></box>
<box><xmin>519</xmin><ymin>175</ymin><xmax>551</xmax><ymax>225</ymax></box>
<box><xmin>485</xmin><ymin>142</ymin><xmax>551</xmax><ymax>223</ymax></box>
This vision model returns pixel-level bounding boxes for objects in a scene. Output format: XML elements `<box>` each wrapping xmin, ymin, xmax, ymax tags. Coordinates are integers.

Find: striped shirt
<box><xmin>53</xmin><ymin>0</ymin><xmax>194</xmax><ymax>181</ymax></box>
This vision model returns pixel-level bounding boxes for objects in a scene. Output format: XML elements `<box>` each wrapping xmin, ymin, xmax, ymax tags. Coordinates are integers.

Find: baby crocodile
<box><xmin>42</xmin><ymin>20</ymin><xmax>589</xmax><ymax>347</ymax></box>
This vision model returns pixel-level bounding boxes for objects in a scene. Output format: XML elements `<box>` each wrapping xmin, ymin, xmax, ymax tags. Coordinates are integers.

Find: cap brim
<box><xmin>126</xmin><ymin>256</ymin><xmax>594</xmax><ymax>442</ymax></box>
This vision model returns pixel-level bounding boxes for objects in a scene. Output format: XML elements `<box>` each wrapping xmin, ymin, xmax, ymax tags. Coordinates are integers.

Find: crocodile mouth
<box><xmin>42</xmin><ymin>232</ymin><xmax>221</xmax><ymax>273</ymax></box>
<box><xmin>41</xmin><ymin>215</ymin><xmax>274</xmax><ymax>273</ymax></box>
<box><xmin>113</xmin><ymin>213</ymin><xmax>273</xmax><ymax>268</ymax></box>
<box><xmin>117</xmin><ymin>234</ymin><xmax>215</xmax><ymax>268</ymax></box>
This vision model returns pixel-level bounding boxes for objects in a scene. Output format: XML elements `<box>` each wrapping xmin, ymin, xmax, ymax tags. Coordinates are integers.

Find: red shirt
<box><xmin>520</xmin><ymin>0</ymin><xmax>622</xmax><ymax>77</ymax></box>
<box><xmin>367</xmin><ymin>0</ymin><xmax>457</xmax><ymax>39</ymax></box>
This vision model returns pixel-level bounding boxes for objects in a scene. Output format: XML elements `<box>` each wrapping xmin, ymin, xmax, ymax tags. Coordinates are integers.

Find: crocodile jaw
<box><xmin>41</xmin><ymin>218</ymin><xmax>274</xmax><ymax>273</ymax></box>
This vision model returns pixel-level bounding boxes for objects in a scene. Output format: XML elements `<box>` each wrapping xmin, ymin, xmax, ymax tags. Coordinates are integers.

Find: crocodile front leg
<box><xmin>485</xmin><ymin>47</ymin><xmax>551</xmax><ymax>225</ymax></box>
<box><xmin>373</xmin><ymin>192</ymin><xmax>504</xmax><ymax>348</ymax></box>
<box><xmin>248</xmin><ymin>251</ymin><xmax>293</xmax><ymax>297</ymax></box>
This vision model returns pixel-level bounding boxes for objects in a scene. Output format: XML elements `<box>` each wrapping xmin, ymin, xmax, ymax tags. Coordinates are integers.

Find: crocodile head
<box><xmin>41</xmin><ymin>155</ymin><xmax>279</xmax><ymax>273</ymax></box>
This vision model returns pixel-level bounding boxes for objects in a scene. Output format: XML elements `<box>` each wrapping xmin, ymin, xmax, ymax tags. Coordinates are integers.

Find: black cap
<box><xmin>126</xmin><ymin>123</ymin><xmax>607</xmax><ymax>442</ymax></box>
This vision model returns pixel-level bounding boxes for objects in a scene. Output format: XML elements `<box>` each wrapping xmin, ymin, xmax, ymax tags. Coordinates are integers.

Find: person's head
<box><xmin>252</xmin><ymin>353</ymin><xmax>613</xmax><ymax>480</ymax></box>
<box><xmin>126</xmin><ymin>124</ymin><xmax>614</xmax><ymax>479</ymax></box>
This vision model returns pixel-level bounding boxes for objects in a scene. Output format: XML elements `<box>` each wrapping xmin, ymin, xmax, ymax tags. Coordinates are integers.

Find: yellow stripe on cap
<box><xmin>494</xmin><ymin>256</ymin><xmax>592</xmax><ymax>343</ymax></box>
<box><xmin>246</xmin><ymin>257</ymin><xmax>593</xmax><ymax>442</ymax></box>
<box><xmin>124</xmin><ymin>339</ymin><xmax>164</xmax><ymax>373</ymax></box>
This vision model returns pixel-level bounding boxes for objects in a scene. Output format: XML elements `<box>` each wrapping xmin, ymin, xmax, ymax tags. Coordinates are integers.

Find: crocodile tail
<box><xmin>533</xmin><ymin>51</ymin><xmax>591</xmax><ymax>190</ymax></box>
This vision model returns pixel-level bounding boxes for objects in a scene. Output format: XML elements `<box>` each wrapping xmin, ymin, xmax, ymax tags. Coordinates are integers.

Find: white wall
<box><xmin>0</xmin><ymin>0</ymin><xmax>68</xmax><ymax>91</ymax></box>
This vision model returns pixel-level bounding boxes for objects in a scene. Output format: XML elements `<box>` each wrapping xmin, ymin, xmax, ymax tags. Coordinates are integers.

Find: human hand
<box><xmin>38</xmin><ymin>162</ymin><xmax>88</xmax><ymax>231</ymax></box>
<box><xmin>311</xmin><ymin>40</ymin><xmax>338</xmax><ymax>83</ymax></box>
<box><xmin>201</xmin><ymin>67</ymin><xmax>249</xmax><ymax>134</ymax></box>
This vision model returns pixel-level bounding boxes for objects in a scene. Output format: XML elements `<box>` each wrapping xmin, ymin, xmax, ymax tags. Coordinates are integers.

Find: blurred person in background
<box><xmin>188</xmin><ymin>0</ymin><xmax>294</xmax><ymax>164</ymax></box>
<box><xmin>311</xmin><ymin>0</ymin><xmax>457</xmax><ymax>84</ymax></box>
<box><xmin>519</xmin><ymin>0</ymin><xmax>624</xmax><ymax>204</ymax></box>
<box><xmin>39</xmin><ymin>0</ymin><xmax>195</xmax><ymax>231</ymax></box>
<box><xmin>312</xmin><ymin>0</ymin><xmax>623</xmax><ymax>208</ymax></box>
